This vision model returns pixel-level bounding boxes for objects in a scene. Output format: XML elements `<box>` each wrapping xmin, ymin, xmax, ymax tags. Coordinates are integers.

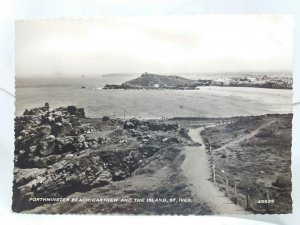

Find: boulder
<box><xmin>66</xmin><ymin>106</ymin><xmax>85</xmax><ymax>118</ymax></box>
<box><xmin>76</xmin><ymin>134</ymin><xmax>85</xmax><ymax>143</ymax></box>
<box><xmin>14</xmin><ymin>168</ymin><xmax>47</xmax><ymax>187</ymax></box>
<box><xmin>66</xmin><ymin>106</ymin><xmax>78</xmax><ymax>115</ymax></box>
<box><xmin>36</xmin><ymin>139</ymin><xmax>56</xmax><ymax>156</ymax></box>
<box><xmin>92</xmin><ymin>170</ymin><xmax>112</xmax><ymax>186</ymax></box>
<box><xmin>83</xmin><ymin>141</ymin><xmax>89</xmax><ymax>149</ymax></box>
<box><xmin>44</xmin><ymin>102</ymin><xmax>50</xmax><ymax>110</ymax></box>
<box><xmin>54</xmin><ymin>136</ymin><xmax>76</xmax><ymax>154</ymax></box>
<box><xmin>88</xmin><ymin>141</ymin><xmax>99</xmax><ymax>149</ymax></box>
<box><xmin>77</xmin><ymin>108</ymin><xmax>85</xmax><ymax>118</ymax></box>
<box><xmin>102</xmin><ymin>116</ymin><xmax>110</xmax><ymax>121</ymax></box>
<box><xmin>72</xmin><ymin>142</ymin><xmax>84</xmax><ymax>151</ymax></box>
<box><xmin>65</xmin><ymin>153</ymin><xmax>75</xmax><ymax>159</ymax></box>
<box><xmin>51</xmin><ymin>122</ymin><xmax>74</xmax><ymax>136</ymax></box>
<box><xmin>124</xmin><ymin>121</ymin><xmax>135</xmax><ymax>129</ymax></box>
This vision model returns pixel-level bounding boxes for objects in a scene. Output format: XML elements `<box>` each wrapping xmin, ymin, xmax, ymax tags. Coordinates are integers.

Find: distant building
<box><xmin>197</xmin><ymin>79</ymin><xmax>213</xmax><ymax>86</ymax></box>
<box><xmin>212</xmin><ymin>80</ymin><xmax>224</xmax><ymax>86</ymax></box>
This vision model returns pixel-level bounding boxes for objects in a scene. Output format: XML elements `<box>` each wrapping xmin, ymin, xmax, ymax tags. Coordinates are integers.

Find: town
<box><xmin>103</xmin><ymin>72</ymin><xmax>293</xmax><ymax>90</ymax></box>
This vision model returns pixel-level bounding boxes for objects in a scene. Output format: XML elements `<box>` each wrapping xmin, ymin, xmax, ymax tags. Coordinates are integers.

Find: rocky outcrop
<box><xmin>13</xmin><ymin>145</ymin><xmax>161</xmax><ymax>212</ymax></box>
<box><xmin>125</xmin><ymin>73</ymin><xmax>196</xmax><ymax>87</ymax></box>
<box><xmin>103</xmin><ymin>83</ymin><xmax>143</xmax><ymax>90</ymax></box>
<box><xmin>13</xmin><ymin>104</ymin><xmax>165</xmax><ymax>212</ymax></box>
<box><xmin>15</xmin><ymin>104</ymin><xmax>87</xmax><ymax>168</ymax></box>
<box><xmin>123</xmin><ymin>118</ymin><xmax>179</xmax><ymax>131</ymax></box>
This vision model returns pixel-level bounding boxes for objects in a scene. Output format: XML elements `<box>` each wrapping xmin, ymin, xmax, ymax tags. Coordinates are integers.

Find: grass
<box><xmin>201</xmin><ymin>114</ymin><xmax>292</xmax><ymax>214</ymax></box>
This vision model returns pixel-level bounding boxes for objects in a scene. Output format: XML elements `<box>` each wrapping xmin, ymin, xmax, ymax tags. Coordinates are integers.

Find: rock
<box><xmin>83</xmin><ymin>141</ymin><xmax>89</xmax><ymax>149</ymax></box>
<box><xmin>32</xmin><ymin>155</ymin><xmax>63</xmax><ymax>168</ymax></box>
<box><xmin>124</xmin><ymin>121</ymin><xmax>135</xmax><ymax>129</ymax></box>
<box><xmin>51</xmin><ymin>122</ymin><xmax>74</xmax><ymax>136</ymax></box>
<box><xmin>17</xmin><ymin>175</ymin><xmax>47</xmax><ymax>196</ymax></box>
<box><xmin>66</xmin><ymin>106</ymin><xmax>78</xmax><ymax>115</ymax></box>
<box><xmin>140</xmin><ymin>125</ymin><xmax>149</xmax><ymax>131</ymax></box>
<box><xmin>77</xmin><ymin>108</ymin><xmax>85</xmax><ymax>118</ymax></box>
<box><xmin>98</xmin><ymin>136</ymin><xmax>110</xmax><ymax>144</ymax></box>
<box><xmin>130</xmin><ymin>118</ymin><xmax>140</xmax><ymax>126</ymax></box>
<box><xmin>113</xmin><ymin>170</ymin><xmax>126</xmax><ymax>180</ymax></box>
<box><xmin>61</xmin><ymin>122</ymin><xmax>74</xmax><ymax>135</ymax></box>
<box><xmin>44</xmin><ymin>102</ymin><xmax>49</xmax><ymax>110</ymax></box>
<box><xmin>92</xmin><ymin>170</ymin><xmax>112</xmax><ymax>186</ymax></box>
<box><xmin>76</xmin><ymin>134</ymin><xmax>85</xmax><ymax>142</ymax></box>
<box><xmin>13</xmin><ymin>104</ymin><xmax>171</xmax><ymax>212</ymax></box>
<box><xmin>102</xmin><ymin>116</ymin><xmax>110</xmax><ymax>121</ymax></box>
<box><xmin>19</xmin><ymin>130</ymin><xmax>30</xmax><ymax>138</ymax></box>
<box><xmin>131</xmin><ymin>129</ymin><xmax>142</xmax><ymax>137</ymax></box>
<box><xmin>69</xmin><ymin>116</ymin><xmax>81</xmax><ymax>126</ymax></box>
<box><xmin>65</xmin><ymin>153</ymin><xmax>75</xmax><ymax>159</ymax></box>
<box><xmin>66</xmin><ymin>106</ymin><xmax>85</xmax><ymax>118</ymax></box>
<box><xmin>37</xmin><ymin>139</ymin><xmax>56</xmax><ymax>156</ymax></box>
<box><xmin>43</xmin><ymin>135</ymin><xmax>55</xmax><ymax>141</ymax></box>
<box><xmin>85</xmin><ymin>136</ymin><xmax>96</xmax><ymax>142</ymax></box>
<box><xmin>36</xmin><ymin>125</ymin><xmax>52</xmax><ymax>136</ymax></box>
<box><xmin>72</xmin><ymin>142</ymin><xmax>83</xmax><ymax>151</ymax></box>
<box><xmin>88</xmin><ymin>141</ymin><xmax>99</xmax><ymax>149</ymax></box>
<box><xmin>54</xmin><ymin>136</ymin><xmax>76</xmax><ymax>154</ymax></box>
<box><xmin>14</xmin><ymin>168</ymin><xmax>47</xmax><ymax>187</ymax></box>
<box><xmin>19</xmin><ymin>150</ymin><xmax>26</xmax><ymax>155</ymax></box>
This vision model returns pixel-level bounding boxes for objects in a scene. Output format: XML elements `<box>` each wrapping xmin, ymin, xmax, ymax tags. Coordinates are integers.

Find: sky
<box><xmin>16</xmin><ymin>15</ymin><xmax>294</xmax><ymax>77</ymax></box>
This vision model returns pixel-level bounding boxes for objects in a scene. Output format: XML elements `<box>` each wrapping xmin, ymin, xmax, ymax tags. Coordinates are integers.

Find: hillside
<box><xmin>200</xmin><ymin>114</ymin><xmax>292</xmax><ymax>213</ymax></box>
<box><xmin>124</xmin><ymin>73</ymin><xmax>196</xmax><ymax>88</ymax></box>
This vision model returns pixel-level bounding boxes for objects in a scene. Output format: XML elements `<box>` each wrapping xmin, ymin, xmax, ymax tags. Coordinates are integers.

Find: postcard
<box><xmin>13</xmin><ymin>15</ymin><xmax>293</xmax><ymax>214</ymax></box>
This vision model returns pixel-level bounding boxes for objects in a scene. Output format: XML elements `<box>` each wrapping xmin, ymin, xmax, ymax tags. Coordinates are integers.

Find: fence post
<box><xmin>246</xmin><ymin>188</ymin><xmax>250</xmax><ymax>210</ymax></box>
<box><xmin>225</xmin><ymin>179</ymin><xmax>229</xmax><ymax>197</ymax></box>
<box><xmin>212</xmin><ymin>164</ymin><xmax>216</xmax><ymax>184</ymax></box>
<box><xmin>266</xmin><ymin>189</ymin><xmax>270</xmax><ymax>213</ymax></box>
<box><xmin>234</xmin><ymin>183</ymin><xmax>237</xmax><ymax>204</ymax></box>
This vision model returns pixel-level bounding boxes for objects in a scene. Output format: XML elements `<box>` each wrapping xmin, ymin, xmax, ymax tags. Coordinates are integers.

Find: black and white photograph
<box><xmin>13</xmin><ymin>15</ymin><xmax>293</xmax><ymax>215</ymax></box>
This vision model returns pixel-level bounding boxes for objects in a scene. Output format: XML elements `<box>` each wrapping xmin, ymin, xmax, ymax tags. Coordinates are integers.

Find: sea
<box><xmin>15</xmin><ymin>75</ymin><xmax>293</xmax><ymax>119</ymax></box>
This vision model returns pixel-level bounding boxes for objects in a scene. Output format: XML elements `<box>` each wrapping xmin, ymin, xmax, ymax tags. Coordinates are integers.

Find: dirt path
<box><xmin>213</xmin><ymin>121</ymin><xmax>273</xmax><ymax>155</ymax></box>
<box><xmin>181</xmin><ymin>127</ymin><xmax>248</xmax><ymax>214</ymax></box>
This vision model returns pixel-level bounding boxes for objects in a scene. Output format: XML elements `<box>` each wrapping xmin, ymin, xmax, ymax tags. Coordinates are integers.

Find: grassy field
<box><xmin>200</xmin><ymin>114</ymin><xmax>292</xmax><ymax>213</ymax></box>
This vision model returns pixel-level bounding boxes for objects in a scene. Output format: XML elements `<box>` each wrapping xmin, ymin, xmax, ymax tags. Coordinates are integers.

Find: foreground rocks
<box><xmin>15</xmin><ymin>104</ymin><xmax>88</xmax><ymax>168</ymax></box>
<box><xmin>13</xmin><ymin>104</ymin><xmax>186</xmax><ymax>212</ymax></box>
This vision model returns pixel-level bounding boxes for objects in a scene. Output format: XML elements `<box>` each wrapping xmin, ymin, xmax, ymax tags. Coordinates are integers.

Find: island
<box><xmin>103</xmin><ymin>72</ymin><xmax>293</xmax><ymax>90</ymax></box>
